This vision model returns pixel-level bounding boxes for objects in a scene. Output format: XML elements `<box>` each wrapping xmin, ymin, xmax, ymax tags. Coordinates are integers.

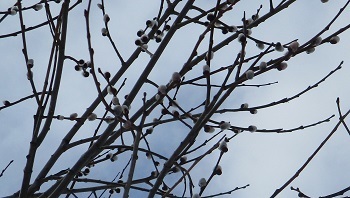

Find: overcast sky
<box><xmin>1</xmin><ymin>0</ymin><xmax>350</xmax><ymax>197</ymax></box>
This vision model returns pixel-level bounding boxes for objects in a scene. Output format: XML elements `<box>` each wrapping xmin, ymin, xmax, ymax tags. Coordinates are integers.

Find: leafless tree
<box><xmin>1</xmin><ymin>0</ymin><xmax>350</xmax><ymax>197</ymax></box>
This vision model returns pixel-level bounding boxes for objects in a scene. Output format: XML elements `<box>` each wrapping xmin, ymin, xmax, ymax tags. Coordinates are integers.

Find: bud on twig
<box><xmin>277</xmin><ymin>62</ymin><xmax>288</xmax><ymax>71</ymax></box>
<box><xmin>103</xmin><ymin>14</ymin><xmax>110</xmax><ymax>23</ymax></box>
<box><xmin>288</xmin><ymin>41</ymin><xmax>299</xmax><ymax>53</ymax></box>
<box><xmin>214</xmin><ymin>165</ymin><xmax>222</xmax><ymax>175</ymax></box>
<box><xmin>329</xmin><ymin>36</ymin><xmax>340</xmax><ymax>44</ymax></box>
<box><xmin>69</xmin><ymin>113</ymin><xmax>78</xmax><ymax>120</ymax></box>
<box><xmin>248</xmin><ymin>125</ymin><xmax>257</xmax><ymax>132</ymax></box>
<box><xmin>33</xmin><ymin>4</ymin><xmax>43</xmax><ymax>11</ymax></box>
<box><xmin>256</xmin><ymin>42</ymin><xmax>265</xmax><ymax>50</ymax></box>
<box><xmin>241</xmin><ymin>103</ymin><xmax>249</xmax><ymax>109</ymax></box>
<box><xmin>245</xmin><ymin>70</ymin><xmax>254</xmax><ymax>80</ymax></box>
<box><xmin>101</xmin><ymin>28</ymin><xmax>108</xmax><ymax>36</ymax></box>
<box><xmin>158</xmin><ymin>85</ymin><xmax>167</xmax><ymax>95</ymax></box>
<box><xmin>219</xmin><ymin>141</ymin><xmax>228</xmax><ymax>152</ymax></box>
<box><xmin>259</xmin><ymin>61</ymin><xmax>267</xmax><ymax>70</ymax></box>
<box><xmin>2</xmin><ymin>100</ymin><xmax>10</xmax><ymax>106</ymax></box>
<box><xmin>219</xmin><ymin>121</ymin><xmax>231</xmax><ymax>130</ymax></box>
<box><xmin>202</xmin><ymin>65</ymin><xmax>210</xmax><ymax>76</ymax></box>
<box><xmin>88</xmin><ymin>113</ymin><xmax>97</xmax><ymax>121</ymax></box>
<box><xmin>27</xmin><ymin>59</ymin><xmax>34</xmax><ymax>68</ymax></box>
<box><xmin>171</xmin><ymin>72</ymin><xmax>181</xmax><ymax>83</ymax></box>
<box><xmin>146</xmin><ymin>127</ymin><xmax>154</xmax><ymax>134</ymax></box>
<box><xmin>275</xmin><ymin>42</ymin><xmax>284</xmax><ymax>52</ymax></box>
<box><xmin>198</xmin><ymin>178</ymin><xmax>207</xmax><ymax>187</ymax></box>
<box><xmin>179</xmin><ymin>155</ymin><xmax>187</xmax><ymax>164</ymax></box>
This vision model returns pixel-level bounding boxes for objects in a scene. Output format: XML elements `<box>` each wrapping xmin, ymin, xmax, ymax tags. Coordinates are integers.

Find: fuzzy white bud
<box><xmin>103</xmin><ymin>14</ymin><xmax>110</xmax><ymax>23</ymax></box>
<box><xmin>214</xmin><ymin>165</ymin><xmax>222</xmax><ymax>175</ymax></box>
<box><xmin>155</xmin><ymin>94</ymin><xmax>163</xmax><ymax>103</ymax></box>
<box><xmin>106</xmin><ymin>153</ymin><xmax>113</xmax><ymax>159</ymax></box>
<box><xmin>241</xmin><ymin>103</ymin><xmax>249</xmax><ymax>108</ymax></box>
<box><xmin>306</xmin><ymin>47</ymin><xmax>315</xmax><ymax>54</ymax></box>
<box><xmin>171</xmin><ymin>72</ymin><xmax>181</xmax><ymax>83</ymax></box>
<box><xmin>275</xmin><ymin>42</ymin><xmax>284</xmax><ymax>52</ymax></box>
<box><xmin>250</xmin><ymin>109</ymin><xmax>258</xmax><ymax>114</ymax></box>
<box><xmin>112</xmin><ymin>97</ymin><xmax>119</xmax><ymax>105</ymax></box>
<box><xmin>313</xmin><ymin>37</ymin><xmax>322</xmax><ymax>46</ymax></box>
<box><xmin>245</xmin><ymin>70</ymin><xmax>254</xmax><ymax>80</ymax></box>
<box><xmin>88</xmin><ymin>113</ymin><xmax>97</xmax><ymax>121</ymax></box>
<box><xmin>246</xmin><ymin>18</ymin><xmax>253</xmax><ymax>25</ymax></box>
<box><xmin>123</xmin><ymin>120</ymin><xmax>132</xmax><ymax>129</ymax></box>
<box><xmin>330</xmin><ymin>36</ymin><xmax>340</xmax><ymax>44</ymax></box>
<box><xmin>10</xmin><ymin>6</ymin><xmax>18</xmax><ymax>15</ymax></box>
<box><xmin>11</xmin><ymin>6</ymin><xmax>19</xmax><ymax>11</ymax></box>
<box><xmin>97</xmin><ymin>3</ymin><xmax>103</xmax><ymax>9</ymax></box>
<box><xmin>202</xmin><ymin>65</ymin><xmax>210</xmax><ymax>75</ymax></box>
<box><xmin>151</xmin><ymin>171</ymin><xmax>158</xmax><ymax>177</ymax></box>
<box><xmin>58</xmin><ymin>115</ymin><xmax>65</xmax><ymax>120</ymax></box>
<box><xmin>206</xmin><ymin>51</ymin><xmax>214</xmax><ymax>60</ymax></box>
<box><xmin>209</xmin><ymin>126</ymin><xmax>215</xmax><ymax>133</ymax></box>
<box><xmin>256</xmin><ymin>42</ymin><xmax>264</xmax><ymax>50</ymax></box>
<box><xmin>238</xmin><ymin>33</ymin><xmax>246</xmax><ymax>43</ymax></box>
<box><xmin>246</xmin><ymin>29</ymin><xmax>252</xmax><ymax>36</ymax></box>
<box><xmin>27</xmin><ymin>59</ymin><xmax>34</xmax><ymax>68</ymax></box>
<box><xmin>105</xmin><ymin>116</ymin><xmax>114</xmax><ymax>124</ymax></box>
<box><xmin>34</xmin><ymin>4</ymin><xmax>43</xmax><ymax>11</ymax></box>
<box><xmin>27</xmin><ymin>71</ymin><xmax>33</xmax><ymax>80</ymax></box>
<box><xmin>288</xmin><ymin>41</ymin><xmax>299</xmax><ymax>53</ymax></box>
<box><xmin>146</xmin><ymin>19</ymin><xmax>157</xmax><ymax>28</ymax></box>
<box><xmin>259</xmin><ymin>61</ymin><xmax>267</xmax><ymax>70</ymax></box>
<box><xmin>107</xmin><ymin>86</ymin><xmax>116</xmax><ymax>95</ymax></box>
<box><xmin>158</xmin><ymin>85</ymin><xmax>167</xmax><ymax>95</ymax></box>
<box><xmin>277</xmin><ymin>62</ymin><xmax>288</xmax><ymax>71</ymax></box>
<box><xmin>69</xmin><ymin>113</ymin><xmax>78</xmax><ymax>120</ymax></box>
<box><xmin>122</xmin><ymin>105</ymin><xmax>129</xmax><ymax>114</ymax></box>
<box><xmin>219</xmin><ymin>122</ymin><xmax>231</xmax><ymax>130</ymax></box>
<box><xmin>219</xmin><ymin>141</ymin><xmax>228</xmax><ymax>152</ymax></box>
<box><xmin>229</xmin><ymin>25</ymin><xmax>237</xmax><ymax>32</ymax></box>
<box><xmin>114</xmin><ymin>105</ymin><xmax>123</xmax><ymax>116</ymax></box>
<box><xmin>252</xmin><ymin>14</ymin><xmax>259</xmax><ymax>20</ymax></box>
<box><xmin>2</xmin><ymin>100</ymin><xmax>10</xmax><ymax>106</ymax></box>
<box><xmin>172</xmin><ymin>109</ymin><xmax>179</xmax><ymax>117</ymax></box>
<box><xmin>198</xmin><ymin>178</ymin><xmax>207</xmax><ymax>188</ymax></box>
<box><xmin>180</xmin><ymin>156</ymin><xmax>187</xmax><ymax>164</ymax></box>
<box><xmin>85</xmin><ymin>61</ymin><xmax>91</xmax><ymax>68</ymax></box>
<box><xmin>146</xmin><ymin>127</ymin><xmax>154</xmax><ymax>134</ymax></box>
<box><xmin>101</xmin><ymin>28</ymin><xmax>108</xmax><ymax>36</ymax></box>
<box><xmin>248</xmin><ymin>125</ymin><xmax>257</xmax><ymax>132</ymax></box>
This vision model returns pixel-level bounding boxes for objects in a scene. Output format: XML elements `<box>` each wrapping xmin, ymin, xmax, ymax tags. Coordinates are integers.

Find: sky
<box><xmin>1</xmin><ymin>0</ymin><xmax>350</xmax><ymax>197</ymax></box>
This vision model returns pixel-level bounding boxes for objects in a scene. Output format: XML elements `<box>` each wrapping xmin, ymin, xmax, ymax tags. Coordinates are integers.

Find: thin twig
<box><xmin>0</xmin><ymin>160</ymin><xmax>14</xmax><ymax>178</ymax></box>
<box><xmin>270</xmin><ymin>104</ymin><xmax>350</xmax><ymax>197</ymax></box>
